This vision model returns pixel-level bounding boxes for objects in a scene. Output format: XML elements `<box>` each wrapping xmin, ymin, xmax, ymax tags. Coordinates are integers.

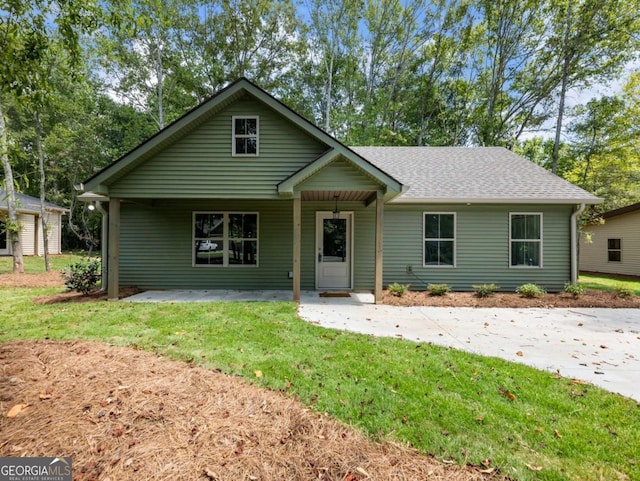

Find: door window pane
<box><xmin>323</xmin><ymin>219</ymin><xmax>346</xmax><ymax>262</ymax></box>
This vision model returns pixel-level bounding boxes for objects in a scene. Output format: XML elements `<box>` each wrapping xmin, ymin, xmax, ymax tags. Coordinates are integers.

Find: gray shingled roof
<box><xmin>0</xmin><ymin>189</ymin><xmax>68</xmax><ymax>214</ymax></box>
<box><xmin>351</xmin><ymin>146</ymin><xmax>601</xmax><ymax>204</ymax></box>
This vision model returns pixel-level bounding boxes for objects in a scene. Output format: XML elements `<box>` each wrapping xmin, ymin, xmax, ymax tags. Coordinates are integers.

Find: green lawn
<box><xmin>0</xmin><ymin>287</ymin><xmax>638</xmax><ymax>481</ymax></box>
<box><xmin>579</xmin><ymin>273</ymin><xmax>640</xmax><ymax>295</ymax></box>
<box><xmin>0</xmin><ymin>252</ymin><xmax>91</xmax><ymax>274</ymax></box>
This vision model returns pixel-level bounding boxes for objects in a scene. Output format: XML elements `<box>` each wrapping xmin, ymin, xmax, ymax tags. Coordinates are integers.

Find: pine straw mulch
<box><xmin>0</xmin><ymin>340</ymin><xmax>502</xmax><ymax>481</ymax></box>
<box><xmin>382</xmin><ymin>290</ymin><xmax>640</xmax><ymax>308</ymax></box>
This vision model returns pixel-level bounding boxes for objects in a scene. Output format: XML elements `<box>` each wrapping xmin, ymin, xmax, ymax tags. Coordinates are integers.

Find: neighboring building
<box><xmin>580</xmin><ymin>202</ymin><xmax>640</xmax><ymax>277</ymax></box>
<box><xmin>78</xmin><ymin>78</ymin><xmax>601</xmax><ymax>302</ymax></box>
<box><xmin>0</xmin><ymin>190</ymin><xmax>68</xmax><ymax>256</ymax></box>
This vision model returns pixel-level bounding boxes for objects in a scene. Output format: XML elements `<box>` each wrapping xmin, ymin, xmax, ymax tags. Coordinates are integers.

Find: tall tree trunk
<box><xmin>324</xmin><ymin>53</ymin><xmax>334</xmax><ymax>132</ymax></box>
<box><xmin>156</xmin><ymin>43</ymin><xmax>165</xmax><ymax>129</ymax></box>
<box><xmin>0</xmin><ymin>96</ymin><xmax>24</xmax><ymax>273</ymax></box>
<box><xmin>35</xmin><ymin>111</ymin><xmax>50</xmax><ymax>271</ymax></box>
<box><xmin>551</xmin><ymin>2</ymin><xmax>573</xmax><ymax>174</ymax></box>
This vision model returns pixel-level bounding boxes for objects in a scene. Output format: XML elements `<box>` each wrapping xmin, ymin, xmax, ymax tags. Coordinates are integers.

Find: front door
<box><xmin>316</xmin><ymin>212</ymin><xmax>352</xmax><ymax>289</ymax></box>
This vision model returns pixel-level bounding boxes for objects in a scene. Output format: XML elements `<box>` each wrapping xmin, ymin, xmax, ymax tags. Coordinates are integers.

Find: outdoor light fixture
<box><xmin>332</xmin><ymin>194</ymin><xmax>340</xmax><ymax>220</ymax></box>
<box><xmin>87</xmin><ymin>204</ymin><xmax>96</xmax><ymax>211</ymax></box>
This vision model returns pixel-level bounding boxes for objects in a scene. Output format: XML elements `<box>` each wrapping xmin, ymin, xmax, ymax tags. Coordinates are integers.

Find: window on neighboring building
<box><xmin>608</xmin><ymin>238</ymin><xmax>621</xmax><ymax>262</ymax></box>
<box><xmin>193</xmin><ymin>212</ymin><xmax>258</xmax><ymax>266</ymax></box>
<box><xmin>510</xmin><ymin>213</ymin><xmax>542</xmax><ymax>267</ymax></box>
<box><xmin>424</xmin><ymin>213</ymin><xmax>456</xmax><ymax>267</ymax></box>
<box><xmin>232</xmin><ymin>116</ymin><xmax>259</xmax><ymax>156</ymax></box>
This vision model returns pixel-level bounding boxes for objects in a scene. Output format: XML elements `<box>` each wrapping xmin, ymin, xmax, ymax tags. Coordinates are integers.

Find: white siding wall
<box><xmin>6</xmin><ymin>211</ymin><xmax>63</xmax><ymax>256</ymax></box>
<box><xmin>19</xmin><ymin>214</ymin><xmax>37</xmax><ymax>255</ymax></box>
<box><xmin>580</xmin><ymin>210</ymin><xmax>640</xmax><ymax>276</ymax></box>
<box><xmin>37</xmin><ymin>212</ymin><xmax>62</xmax><ymax>255</ymax></box>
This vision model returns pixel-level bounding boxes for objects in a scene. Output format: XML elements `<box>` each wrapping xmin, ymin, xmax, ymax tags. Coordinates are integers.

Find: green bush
<box><xmin>388</xmin><ymin>282</ymin><xmax>410</xmax><ymax>297</ymax></box>
<box><xmin>472</xmin><ymin>283</ymin><xmax>499</xmax><ymax>298</ymax></box>
<box><xmin>427</xmin><ymin>283</ymin><xmax>451</xmax><ymax>296</ymax></box>
<box><xmin>516</xmin><ymin>283</ymin><xmax>546</xmax><ymax>298</ymax></box>
<box><xmin>62</xmin><ymin>259</ymin><xmax>101</xmax><ymax>295</ymax></box>
<box><xmin>614</xmin><ymin>285</ymin><xmax>634</xmax><ymax>298</ymax></box>
<box><xmin>563</xmin><ymin>282</ymin><xmax>586</xmax><ymax>298</ymax></box>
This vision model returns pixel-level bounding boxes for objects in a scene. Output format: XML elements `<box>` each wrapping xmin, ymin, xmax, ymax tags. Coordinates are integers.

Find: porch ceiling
<box><xmin>301</xmin><ymin>191</ymin><xmax>374</xmax><ymax>201</ymax></box>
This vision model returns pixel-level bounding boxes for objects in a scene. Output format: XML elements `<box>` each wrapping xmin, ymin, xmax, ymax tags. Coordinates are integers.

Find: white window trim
<box><xmin>232</xmin><ymin>116</ymin><xmax>259</xmax><ymax>156</ymax></box>
<box><xmin>607</xmin><ymin>238</ymin><xmax>622</xmax><ymax>263</ymax></box>
<box><xmin>423</xmin><ymin>212</ymin><xmax>456</xmax><ymax>268</ymax></box>
<box><xmin>192</xmin><ymin>211</ymin><xmax>259</xmax><ymax>267</ymax></box>
<box><xmin>509</xmin><ymin>212</ymin><xmax>543</xmax><ymax>269</ymax></box>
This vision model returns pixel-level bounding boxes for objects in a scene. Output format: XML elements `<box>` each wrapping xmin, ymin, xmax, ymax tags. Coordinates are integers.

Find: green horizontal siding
<box><xmin>296</xmin><ymin>158</ymin><xmax>383</xmax><ymax>192</ymax></box>
<box><xmin>383</xmin><ymin>204</ymin><xmax>573</xmax><ymax>292</ymax></box>
<box><xmin>119</xmin><ymin>199</ymin><xmax>378</xmax><ymax>291</ymax></box>
<box><xmin>118</xmin><ymin>201</ymin><xmax>573</xmax><ymax>292</ymax></box>
<box><xmin>120</xmin><ymin>200</ymin><xmax>295</xmax><ymax>289</ymax></box>
<box><xmin>110</xmin><ymin>98</ymin><xmax>327</xmax><ymax>199</ymax></box>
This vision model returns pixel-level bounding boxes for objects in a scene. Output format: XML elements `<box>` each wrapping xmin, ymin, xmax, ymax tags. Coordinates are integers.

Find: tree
<box><xmin>303</xmin><ymin>0</ymin><xmax>363</xmax><ymax>135</ymax></box>
<box><xmin>97</xmin><ymin>0</ymin><xmax>196</xmax><ymax>130</ymax></box>
<box><xmin>565</xmin><ymin>94</ymin><xmax>640</xmax><ymax>215</ymax></box>
<box><xmin>546</xmin><ymin>0</ymin><xmax>640</xmax><ymax>173</ymax></box>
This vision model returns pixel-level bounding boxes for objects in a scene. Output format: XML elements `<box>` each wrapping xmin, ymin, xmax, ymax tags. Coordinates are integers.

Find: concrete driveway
<box><xmin>298</xmin><ymin>293</ymin><xmax>640</xmax><ymax>402</ymax></box>
<box><xmin>125</xmin><ymin>290</ymin><xmax>640</xmax><ymax>401</ymax></box>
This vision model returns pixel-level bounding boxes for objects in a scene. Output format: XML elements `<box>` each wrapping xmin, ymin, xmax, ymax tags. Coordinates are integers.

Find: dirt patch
<box><xmin>0</xmin><ymin>270</ymin><xmax>64</xmax><ymax>288</ymax></box>
<box><xmin>383</xmin><ymin>290</ymin><xmax>640</xmax><ymax>308</ymax></box>
<box><xmin>0</xmin><ymin>340</ymin><xmax>499</xmax><ymax>481</ymax></box>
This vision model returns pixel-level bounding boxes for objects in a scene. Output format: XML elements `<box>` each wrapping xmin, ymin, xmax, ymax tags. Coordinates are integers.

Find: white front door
<box><xmin>316</xmin><ymin>212</ymin><xmax>352</xmax><ymax>289</ymax></box>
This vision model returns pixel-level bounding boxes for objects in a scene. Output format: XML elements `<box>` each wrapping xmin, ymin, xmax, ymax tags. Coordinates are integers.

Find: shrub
<box><xmin>62</xmin><ymin>259</ymin><xmax>101</xmax><ymax>295</ymax></box>
<box><xmin>427</xmin><ymin>283</ymin><xmax>451</xmax><ymax>296</ymax></box>
<box><xmin>388</xmin><ymin>282</ymin><xmax>410</xmax><ymax>297</ymax></box>
<box><xmin>614</xmin><ymin>285</ymin><xmax>634</xmax><ymax>299</ymax></box>
<box><xmin>472</xmin><ymin>283</ymin><xmax>499</xmax><ymax>298</ymax></box>
<box><xmin>563</xmin><ymin>282</ymin><xmax>586</xmax><ymax>298</ymax></box>
<box><xmin>516</xmin><ymin>283</ymin><xmax>546</xmax><ymax>298</ymax></box>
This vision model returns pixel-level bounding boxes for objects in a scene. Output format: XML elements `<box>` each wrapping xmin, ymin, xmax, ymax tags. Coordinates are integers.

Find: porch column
<box><xmin>107</xmin><ymin>198</ymin><xmax>120</xmax><ymax>301</ymax></box>
<box><xmin>292</xmin><ymin>195</ymin><xmax>301</xmax><ymax>302</ymax></box>
<box><xmin>374</xmin><ymin>192</ymin><xmax>384</xmax><ymax>304</ymax></box>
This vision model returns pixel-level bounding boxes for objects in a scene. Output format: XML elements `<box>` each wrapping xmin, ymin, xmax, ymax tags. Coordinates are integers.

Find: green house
<box><xmin>79</xmin><ymin>78</ymin><xmax>600</xmax><ymax>302</ymax></box>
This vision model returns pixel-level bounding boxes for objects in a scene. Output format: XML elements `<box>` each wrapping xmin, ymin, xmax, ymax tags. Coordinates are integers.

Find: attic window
<box><xmin>232</xmin><ymin>116</ymin><xmax>259</xmax><ymax>156</ymax></box>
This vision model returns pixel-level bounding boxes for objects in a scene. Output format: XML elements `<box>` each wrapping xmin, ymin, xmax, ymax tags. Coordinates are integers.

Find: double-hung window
<box><xmin>607</xmin><ymin>238</ymin><xmax>621</xmax><ymax>262</ymax></box>
<box><xmin>510</xmin><ymin>213</ymin><xmax>542</xmax><ymax>267</ymax></box>
<box><xmin>232</xmin><ymin>116</ymin><xmax>259</xmax><ymax>156</ymax></box>
<box><xmin>193</xmin><ymin>212</ymin><xmax>258</xmax><ymax>266</ymax></box>
<box><xmin>424</xmin><ymin>213</ymin><xmax>456</xmax><ymax>267</ymax></box>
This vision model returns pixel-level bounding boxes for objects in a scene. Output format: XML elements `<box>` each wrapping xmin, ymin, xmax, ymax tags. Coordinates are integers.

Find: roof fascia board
<box><xmin>390</xmin><ymin>197</ymin><xmax>603</xmax><ymax>205</ymax></box>
<box><xmin>602</xmin><ymin>202</ymin><xmax>640</xmax><ymax>219</ymax></box>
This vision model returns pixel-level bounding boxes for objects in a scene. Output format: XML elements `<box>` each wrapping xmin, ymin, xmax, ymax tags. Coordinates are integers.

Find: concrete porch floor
<box><xmin>124</xmin><ymin>289</ymin><xmax>375</xmax><ymax>303</ymax></box>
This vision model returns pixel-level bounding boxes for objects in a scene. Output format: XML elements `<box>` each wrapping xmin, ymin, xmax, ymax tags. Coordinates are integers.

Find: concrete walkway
<box><xmin>125</xmin><ymin>290</ymin><xmax>640</xmax><ymax>401</ymax></box>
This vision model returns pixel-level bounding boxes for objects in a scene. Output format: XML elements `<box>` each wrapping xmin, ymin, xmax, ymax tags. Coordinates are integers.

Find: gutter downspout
<box><xmin>96</xmin><ymin>201</ymin><xmax>108</xmax><ymax>291</ymax></box>
<box><xmin>570</xmin><ymin>203</ymin><xmax>586</xmax><ymax>284</ymax></box>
